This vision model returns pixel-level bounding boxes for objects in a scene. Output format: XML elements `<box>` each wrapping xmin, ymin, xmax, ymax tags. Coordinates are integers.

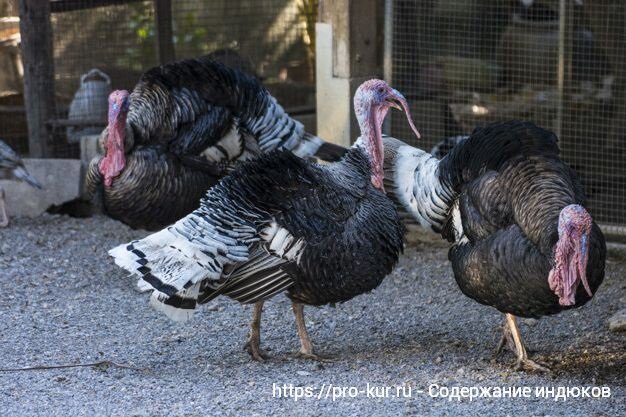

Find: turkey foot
<box><xmin>292</xmin><ymin>302</ymin><xmax>335</xmax><ymax>362</ymax></box>
<box><xmin>0</xmin><ymin>187</ymin><xmax>8</xmax><ymax>227</ymax></box>
<box><xmin>495</xmin><ymin>314</ymin><xmax>550</xmax><ymax>373</ymax></box>
<box><xmin>244</xmin><ymin>301</ymin><xmax>269</xmax><ymax>361</ymax></box>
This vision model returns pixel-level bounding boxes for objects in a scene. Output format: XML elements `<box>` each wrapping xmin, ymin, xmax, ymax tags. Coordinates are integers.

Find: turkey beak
<box><xmin>387</xmin><ymin>89</ymin><xmax>421</xmax><ymax>140</ymax></box>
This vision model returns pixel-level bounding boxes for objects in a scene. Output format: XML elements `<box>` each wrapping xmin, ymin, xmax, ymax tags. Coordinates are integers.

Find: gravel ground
<box><xmin>0</xmin><ymin>214</ymin><xmax>624</xmax><ymax>416</ymax></box>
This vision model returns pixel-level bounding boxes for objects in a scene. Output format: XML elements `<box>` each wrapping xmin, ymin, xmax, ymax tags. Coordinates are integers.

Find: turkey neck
<box><xmin>356</xmin><ymin>104</ymin><xmax>387</xmax><ymax>191</ymax></box>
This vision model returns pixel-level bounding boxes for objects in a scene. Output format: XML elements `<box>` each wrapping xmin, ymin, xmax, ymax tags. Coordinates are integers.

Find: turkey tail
<box><xmin>13</xmin><ymin>166</ymin><xmax>43</xmax><ymax>189</ymax></box>
<box><xmin>291</xmin><ymin>133</ymin><xmax>347</xmax><ymax>162</ymax></box>
<box><xmin>110</xmin><ymin>229</ymin><xmax>211</xmax><ymax>322</ymax></box>
<box><xmin>430</xmin><ymin>135</ymin><xmax>468</xmax><ymax>160</ymax></box>
<box><xmin>109</xmin><ymin>192</ymin><xmax>255</xmax><ymax>321</ymax></box>
<box><xmin>148</xmin><ymin>283</ymin><xmax>201</xmax><ymax>322</ymax></box>
<box><xmin>441</xmin><ymin>120</ymin><xmax>561</xmax><ymax>186</ymax></box>
<box><xmin>110</xmin><ymin>227</ymin><xmax>214</xmax><ymax>288</ymax></box>
<box><xmin>109</xmin><ymin>222</ymin><xmax>233</xmax><ymax>321</ymax></box>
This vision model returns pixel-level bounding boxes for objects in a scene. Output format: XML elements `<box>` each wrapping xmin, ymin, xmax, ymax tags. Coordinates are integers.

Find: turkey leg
<box><xmin>244</xmin><ymin>301</ymin><xmax>269</xmax><ymax>361</ymax></box>
<box><xmin>496</xmin><ymin>313</ymin><xmax>550</xmax><ymax>372</ymax></box>
<box><xmin>292</xmin><ymin>302</ymin><xmax>334</xmax><ymax>362</ymax></box>
<box><xmin>0</xmin><ymin>187</ymin><xmax>8</xmax><ymax>227</ymax></box>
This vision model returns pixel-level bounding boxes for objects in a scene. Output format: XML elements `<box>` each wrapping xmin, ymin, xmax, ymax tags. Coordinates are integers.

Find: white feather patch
<box><xmin>449</xmin><ymin>200</ymin><xmax>468</xmax><ymax>244</ymax></box>
<box><xmin>393</xmin><ymin>145</ymin><xmax>448</xmax><ymax>231</ymax></box>
<box><xmin>290</xmin><ymin>134</ymin><xmax>323</xmax><ymax>158</ymax></box>
<box><xmin>137</xmin><ymin>279</ymin><xmax>152</xmax><ymax>292</ymax></box>
<box><xmin>149</xmin><ymin>287</ymin><xmax>198</xmax><ymax>323</ymax></box>
<box><xmin>201</xmin><ymin>123</ymin><xmax>243</xmax><ymax>162</ymax></box>
<box><xmin>260</xmin><ymin>221</ymin><xmax>305</xmax><ymax>262</ymax></box>
<box><xmin>109</xmin><ymin>225</ymin><xmax>224</xmax><ymax>295</ymax></box>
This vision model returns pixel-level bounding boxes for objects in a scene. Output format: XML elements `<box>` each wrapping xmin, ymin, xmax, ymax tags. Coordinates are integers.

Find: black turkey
<box><xmin>109</xmin><ymin>79</ymin><xmax>419</xmax><ymax>361</ymax></box>
<box><xmin>430</xmin><ymin>135</ymin><xmax>467</xmax><ymax>159</ymax></box>
<box><xmin>383</xmin><ymin>121</ymin><xmax>605</xmax><ymax>371</ymax></box>
<box><xmin>0</xmin><ymin>140</ymin><xmax>42</xmax><ymax>227</ymax></box>
<box><xmin>86</xmin><ymin>54</ymin><xmax>346</xmax><ymax>230</ymax></box>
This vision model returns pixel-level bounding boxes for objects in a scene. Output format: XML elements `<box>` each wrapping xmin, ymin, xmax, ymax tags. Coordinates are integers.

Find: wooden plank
<box><xmin>318</xmin><ymin>0</ymin><xmax>383</xmax><ymax>143</ymax></box>
<box><xmin>347</xmin><ymin>0</ymin><xmax>384</xmax><ymax>78</ymax></box>
<box><xmin>319</xmin><ymin>0</ymin><xmax>350</xmax><ymax>78</ymax></box>
<box><xmin>153</xmin><ymin>0</ymin><xmax>175</xmax><ymax>64</ymax></box>
<box><xmin>19</xmin><ymin>0</ymin><xmax>56</xmax><ymax>157</ymax></box>
<box><xmin>319</xmin><ymin>0</ymin><xmax>383</xmax><ymax>78</ymax></box>
<box><xmin>0</xmin><ymin>105</ymin><xmax>25</xmax><ymax>113</ymax></box>
<box><xmin>50</xmin><ymin>0</ymin><xmax>144</xmax><ymax>13</ymax></box>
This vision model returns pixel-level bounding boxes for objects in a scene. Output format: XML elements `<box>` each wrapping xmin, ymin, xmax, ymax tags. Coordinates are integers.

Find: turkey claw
<box><xmin>515</xmin><ymin>357</ymin><xmax>551</xmax><ymax>373</ymax></box>
<box><xmin>244</xmin><ymin>341</ymin><xmax>270</xmax><ymax>362</ymax></box>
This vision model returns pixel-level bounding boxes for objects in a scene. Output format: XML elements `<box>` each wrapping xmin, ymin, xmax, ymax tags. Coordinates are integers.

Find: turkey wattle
<box><xmin>87</xmin><ymin>55</ymin><xmax>346</xmax><ymax>230</ymax></box>
<box><xmin>108</xmin><ymin>79</ymin><xmax>419</xmax><ymax>361</ymax></box>
<box><xmin>383</xmin><ymin>120</ymin><xmax>606</xmax><ymax>371</ymax></box>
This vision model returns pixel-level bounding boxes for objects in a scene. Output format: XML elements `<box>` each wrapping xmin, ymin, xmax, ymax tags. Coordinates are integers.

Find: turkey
<box><xmin>383</xmin><ymin>120</ymin><xmax>606</xmax><ymax>371</ymax></box>
<box><xmin>0</xmin><ymin>140</ymin><xmax>42</xmax><ymax>227</ymax></box>
<box><xmin>86</xmin><ymin>54</ymin><xmax>346</xmax><ymax>230</ymax></box>
<box><xmin>108</xmin><ymin>79</ymin><xmax>419</xmax><ymax>361</ymax></box>
<box><xmin>430</xmin><ymin>135</ymin><xmax>467</xmax><ymax>159</ymax></box>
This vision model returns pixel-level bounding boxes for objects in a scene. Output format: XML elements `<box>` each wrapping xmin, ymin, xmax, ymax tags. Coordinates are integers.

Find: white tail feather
<box><xmin>109</xmin><ymin>227</ymin><xmax>222</xmax><ymax>295</ymax></box>
<box><xmin>149</xmin><ymin>282</ymin><xmax>201</xmax><ymax>322</ymax></box>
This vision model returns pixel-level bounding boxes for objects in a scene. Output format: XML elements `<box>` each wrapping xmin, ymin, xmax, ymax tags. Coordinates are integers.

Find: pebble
<box><xmin>523</xmin><ymin>318</ymin><xmax>538</xmax><ymax>327</ymax></box>
<box><xmin>608</xmin><ymin>309</ymin><xmax>626</xmax><ymax>332</ymax></box>
<box><xmin>0</xmin><ymin>215</ymin><xmax>622</xmax><ymax>416</ymax></box>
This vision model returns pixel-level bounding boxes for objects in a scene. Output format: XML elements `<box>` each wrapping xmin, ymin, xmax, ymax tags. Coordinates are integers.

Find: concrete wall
<box><xmin>315</xmin><ymin>0</ymin><xmax>384</xmax><ymax>147</ymax></box>
<box><xmin>0</xmin><ymin>158</ymin><xmax>81</xmax><ymax>217</ymax></box>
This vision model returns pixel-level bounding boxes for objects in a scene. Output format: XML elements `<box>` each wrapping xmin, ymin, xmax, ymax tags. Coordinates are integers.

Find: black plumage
<box><xmin>88</xmin><ymin>54</ymin><xmax>346</xmax><ymax>230</ymax></box>
<box><xmin>87</xmin><ymin>146</ymin><xmax>213</xmax><ymax>231</ymax></box>
<box><xmin>384</xmin><ymin>120</ymin><xmax>606</xmax><ymax>370</ymax></box>
<box><xmin>444</xmin><ymin>123</ymin><xmax>605</xmax><ymax>318</ymax></box>
<box><xmin>109</xmin><ymin>80</ymin><xmax>412</xmax><ymax>360</ymax></box>
<box><xmin>189</xmin><ymin>148</ymin><xmax>404</xmax><ymax>306</ymax></box>
<box><xmin>430</xmin><ymin>135</ymin><xmax>467</xmax><ymax>159</ymax></box>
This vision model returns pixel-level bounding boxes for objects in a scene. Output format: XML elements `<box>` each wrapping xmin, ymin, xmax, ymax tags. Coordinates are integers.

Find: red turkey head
<box><xmin>99</xmin><ymin>90</ymin><xmax>130</xmax><ymax>187</ymax></box>
<box><xmin>354</xmin><ymin>79</ymin><xmax>420</xmax><ymax>191</ymax></box>
<box><xmin>548</xmin><ymin>204</ymin><xmax>594</xmax><ymax>306</ymax></box>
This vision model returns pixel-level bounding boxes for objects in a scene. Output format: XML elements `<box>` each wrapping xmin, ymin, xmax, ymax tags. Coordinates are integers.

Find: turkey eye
<box><xmin>377</xmin><ymin>87</ymin><xmax>385</xmax><ymax>94</ymax></box>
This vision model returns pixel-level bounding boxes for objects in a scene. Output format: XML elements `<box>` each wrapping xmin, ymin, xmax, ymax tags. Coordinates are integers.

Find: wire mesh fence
<box><xmin>0</xmin><ymin>0</ymin><xmax>317</xmax><ymax>158</ymax></box>
<box><xmin>0</xmin><ymin>10</ymin><xmax>25</xmax><ymax>154</ymax></box>
<box><xmin>388</xmin><ymin>0</ymin><xmax>626</xmax><ymax>234</ymax></box>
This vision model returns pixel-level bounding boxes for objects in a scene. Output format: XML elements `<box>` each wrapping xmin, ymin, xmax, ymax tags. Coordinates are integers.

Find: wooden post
<box><xmin>154</xmin><ymin>0</ymin><xmax>175</xmax><ymax>64</ymax></box>
<box><xmin>18</xmin><ymin>0</ymin><xmax>56</xmax><ymax>157</ymax></box>
<box><xmin>316</xmin><ymin>0</ymin><xmax>383</xmax><ymax>146</ymax></box>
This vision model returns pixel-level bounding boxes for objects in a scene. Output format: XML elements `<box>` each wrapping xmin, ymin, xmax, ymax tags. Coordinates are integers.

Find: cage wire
<box><xmin>2</xmin><ymin>0</ymin><xmax>623</xmax><ymax>233</ymax></box>
<box><xmin>0</xmin><ymin>5</ymin><xmax>24</xmax><ymax>154</ymax></box>
<box><xmin>387</xmin><ymin>0</ymin><xmax>626</xmax><ymax>235</ymax></box>
<box><xmin>0</xmin><ymin>0</ymin><xmax>317</xmax><ymax>158</ymax></box>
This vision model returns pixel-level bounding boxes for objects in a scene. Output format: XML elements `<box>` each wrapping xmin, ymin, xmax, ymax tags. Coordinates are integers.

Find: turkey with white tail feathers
<box><xmin>87</xmin><ymin>53</ymin><xmax>346</xmax><ymax>230</ymax></box>
<box><xmin>383</xmin><ymin>121</ymin><xmax>605</xmax><ymax>371</ymax></box>
<box><xmin>109</xmin><ymin>79</ymin><xmax>419</xmax><ymax>361</ymax></box>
